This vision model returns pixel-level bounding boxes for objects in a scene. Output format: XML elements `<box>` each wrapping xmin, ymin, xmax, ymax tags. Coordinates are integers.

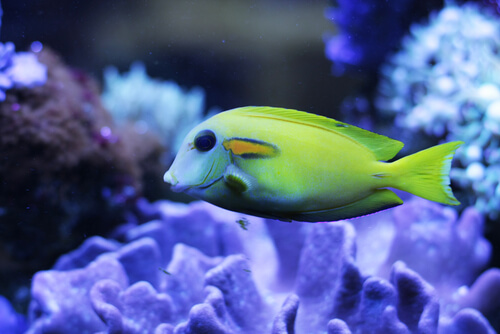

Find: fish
<box><xmin>163</xmin><ymin>106</ymin><xmax>463</xmax><ymax>222</ymax></box>
<box><xmin>236</xmin><ymin>217</ymin><xmax>250</xmax><ymax>230</ymax></box>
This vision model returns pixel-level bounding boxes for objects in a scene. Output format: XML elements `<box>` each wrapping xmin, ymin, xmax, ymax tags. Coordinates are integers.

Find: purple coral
<box><xmin>5</xmin><ymin>199</ymin><xmax>494</xmax><ymax>333</ymax></box>
<box><xmin>0</xmin><ymin>296</ymin><xmax>27</xmax><ymax>334</ymax></box>
<box><xmin>324</xmin><ymin>0</ymin><xmax>443</xmax><ymax>75</ymax></box>
<box><xmin>28</xmin><ymin>256</ymin><xmax>128</xmax><ymax>333</ymax></box>
<box><xmin>354</xmin><ymin>196</ymin><xmax>498</xmax><ymax>323</ymax></box>
<box><xmin>375</xmin><ymin>198</ymin><xmax>491</xmax><ymax>300</ymax></box>
<box><xmin>91</xmin><ymin>280</ymin><xmax>174</xmax><ymax>334</ymax></box>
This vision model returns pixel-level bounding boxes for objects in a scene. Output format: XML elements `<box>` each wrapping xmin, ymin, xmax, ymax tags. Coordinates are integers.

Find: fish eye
<box><xmin>194</xmin><ymin>130</ymin><xmax>216</xmax><ymax>152</ymax></box>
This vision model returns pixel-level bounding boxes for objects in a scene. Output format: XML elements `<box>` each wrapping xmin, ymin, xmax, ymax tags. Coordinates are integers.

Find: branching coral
<box><xmin>101</xmin><ymin>62</ymin><xmax>208</xmax><ymax>153</ymax></box>
<box><xmin>375</xmin><ymin>3</ymin><xmax>500</xmax><ymax>219</ymax></box>
<box><xmin>4</xmin><ymin>199</ymin><xmax>495</xmax><ymax>333</ymax></box>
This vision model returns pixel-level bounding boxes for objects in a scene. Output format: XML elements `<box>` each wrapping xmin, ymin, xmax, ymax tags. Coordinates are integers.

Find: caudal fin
<box><xmin>390</xmin><ymin>141</ymin><xmax>463</xmax><ymax>205</ymax></box>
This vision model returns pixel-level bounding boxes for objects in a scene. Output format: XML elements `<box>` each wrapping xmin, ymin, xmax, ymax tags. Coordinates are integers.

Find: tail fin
<box><xmin>390</xmin><ymin>141</ymin><xmax>463</xmax><ymax>205</ymax></box>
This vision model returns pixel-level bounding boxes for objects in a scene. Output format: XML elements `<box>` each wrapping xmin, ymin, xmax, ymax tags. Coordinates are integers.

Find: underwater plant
<box><xmin>375</xmin><ymin>3</ymin><xmax>500</xmax><ymax>219</ymax></box>
<box><xmin>4</xmin><ymin>199</ymin><xmax>494</xmax><ymax>333</ymax></box>
<box><xmin>101</xmin><ymin>62</ymin><xmax>207</xmax><ymax>154</ymax></box>
<box><xmin>324</xmin><ymin>0</ymin><xmax>443</xmax><ymax>75</ymax></box>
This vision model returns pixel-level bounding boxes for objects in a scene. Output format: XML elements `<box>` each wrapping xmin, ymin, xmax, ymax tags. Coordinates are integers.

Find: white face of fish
<box><xmin>164</xmin><ymin>126</ymin><xmax>230</xmax><ymax>196</ymax></box>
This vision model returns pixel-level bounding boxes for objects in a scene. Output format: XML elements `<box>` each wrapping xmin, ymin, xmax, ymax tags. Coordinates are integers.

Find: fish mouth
<box><xmin>170</xmin><ymin>184</ymin><xmax>192</xmax><ymax>193</ymax></box>
<box><xmin>164</xmin><ymin>170</ymin><xmax>190</xmax><ymax>193</ymax></box>
<box><xmin>163</xmin><ymin>170</ymin><xmax>177</xmax><ymax>185</ymax></box>
<box><xmin>164</xmin><ymin>161</ymin><xmax>218</xmax><ymax>193</ymax></box>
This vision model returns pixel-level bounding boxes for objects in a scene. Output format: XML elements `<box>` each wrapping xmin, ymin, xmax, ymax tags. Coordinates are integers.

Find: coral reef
<box><xmin>375</xmin><ymin>3</ymin><xmax>500</xmax><ymax>219</ymax></box>
<box><xmin>101</xmin><ymin>62</ymin><xmax>208</xmax><ymax>154</ymax></box>
<box><xmin>2</xmin><ymin>199</ymin><xmax>495</xmax><ymax>333</ymax></box>
<box><xmin>324</xmin><ymin>0</ymin><xmax>443</xmax><ymax>76</ymax></box>
<box><xmin>1</xmin><ymin>1</ymin><xmax>498</xmax><ymax>333</ymax></box>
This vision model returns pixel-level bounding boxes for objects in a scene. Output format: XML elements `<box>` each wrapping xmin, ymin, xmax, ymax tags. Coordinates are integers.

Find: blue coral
<box><xmin>0</xmin><ymin>296</ymin><xmax>26</xmax><ymax>334</ymax></box>
<box><xmin>0</xmin><ymin>2</ymin><xmax>47</xmax><ymax>100</ymax></box>
<box><xmin>375</xmin><ymin>3</ymin><xmax>500</xmax><ymax>219</ymax></box>
<box><xmin>0</xmin><ymin>42</ymin><xmax>47</xmax><ymax>100</ymax></box>
<box><xmin>2</xmin><ymin>199</ymin><xmax>495</xmax><ymax>333</ymax></box>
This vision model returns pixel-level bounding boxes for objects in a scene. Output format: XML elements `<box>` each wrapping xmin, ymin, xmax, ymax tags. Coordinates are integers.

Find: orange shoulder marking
<box><xmin>223</xmin><ymin>138</ymin><xmax>279</xmax><ymax>159</ymax></box>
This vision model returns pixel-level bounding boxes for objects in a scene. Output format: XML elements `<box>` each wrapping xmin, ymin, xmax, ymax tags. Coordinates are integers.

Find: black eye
<box><xmin>194</xmin><ymin>130</ymin><xmax>216</xmax><ymax>152</ymax></box>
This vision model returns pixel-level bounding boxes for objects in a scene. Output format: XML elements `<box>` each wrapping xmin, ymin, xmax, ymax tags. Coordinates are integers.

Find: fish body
<box><xmin>164</xmin><ymin>106</ymin><xmax>462</xmax><ymax>222</ymax></box>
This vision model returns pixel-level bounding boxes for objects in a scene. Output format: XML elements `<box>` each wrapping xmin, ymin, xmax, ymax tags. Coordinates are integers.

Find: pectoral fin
<box><xmin>223</xmin><ymin>165</ymin><xmax>256</xmax><ymax>193</ymax></box>
<box><xmin>288</xmin><ymin>189</ymin><xmax>403</xmax><ymax>222</ymax></box>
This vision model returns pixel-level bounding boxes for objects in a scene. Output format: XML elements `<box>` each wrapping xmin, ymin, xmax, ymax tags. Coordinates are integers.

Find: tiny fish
<box><xmin>159</xmin><ymin>267</ymin><xmax>171</xmax><ymax>276</ymax></box>
<box><xmin>236</xmin><ymin>217</ymin><xmax>250</xmax><ymax>230</ymax></box>
<box><xmin>164</xmin><ymin>107</ymin><xmax>462</xmax><ymax>222</ymax></box>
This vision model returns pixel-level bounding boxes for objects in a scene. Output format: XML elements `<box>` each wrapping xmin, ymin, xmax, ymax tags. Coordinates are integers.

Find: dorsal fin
<box><xmin>225</xmin><ymin>106</ymin><xmax>404</xmax><ymax>161</ymax></box>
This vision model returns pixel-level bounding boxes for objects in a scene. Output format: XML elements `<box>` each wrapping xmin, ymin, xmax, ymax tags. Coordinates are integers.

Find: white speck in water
<box><xmin>465</xmin><ymin>145</ymin><xmax>482</xmax><ymax>162</ymax></box>
<box><xmin>466</xmin><ymin>162</ymin><xmax>485</xmax><ymax>181</ymax></box>
<box><xmin>100</xmin><ymin>126</ymin><xmax>112</xmax><ymax>138</ymax></box>
<box><xmin>486</xmin><ymin>100</ymin><xmax>500</xmax><ymax>122</ymax></box>
<box><xmin>30</xmin><ymin>41</ymin><xmax>43</xmax><ymax>53</ymax></box>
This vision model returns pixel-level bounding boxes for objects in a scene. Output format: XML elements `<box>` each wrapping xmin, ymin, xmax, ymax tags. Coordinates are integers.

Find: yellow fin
<box><xmin>226</xmin><ymin>106</ymin><xmax>404</xmax><ymax>161</ymax></box>
<box><xmin>390</xmin><ymin>141</ymin><xmax>463</xmax><ymax>205</ymax></box>
<box><xmin>287</xmin><ymin>189</ymin><xmax>403</xmax><ymax>222</ymax></box>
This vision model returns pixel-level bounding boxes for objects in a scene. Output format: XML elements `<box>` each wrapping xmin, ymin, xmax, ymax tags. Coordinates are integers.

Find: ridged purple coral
<box><xmin>3</xmin><ymin>199</ymin><xmax>493</xmax><ymax>333</ymax></box>
<box><xmin>361</xmin><ymin>197</ymin><xmax>491</xmax><ymax>300</ymax></box>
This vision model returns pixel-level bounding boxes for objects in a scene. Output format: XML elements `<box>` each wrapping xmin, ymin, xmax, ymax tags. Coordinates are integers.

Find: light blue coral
<box><xmin>375</xmin><ymin>3</ymin><xmax>500</xmax><ymax>219</ymax></box>
<box><xmin>101</xmin><ymin>62</ymin><xmax>208</xmax><ymax>153</ymax></box>
<box><xmin>0</xmin><ymin>42</ymin><xmax>47</xmax><ymax>101</ymax></box>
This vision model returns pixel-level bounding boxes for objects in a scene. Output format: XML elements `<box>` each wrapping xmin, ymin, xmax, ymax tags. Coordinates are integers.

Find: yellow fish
<box><xmin>164</xmin><ymin>107</ymin><xmax>462</xmax><ymax>222</ymax></box>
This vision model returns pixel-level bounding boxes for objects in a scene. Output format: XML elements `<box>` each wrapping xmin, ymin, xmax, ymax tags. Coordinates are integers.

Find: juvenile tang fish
<box><xmin>164</xmin><ymin>107</ymin><xmax>462</xmax><ymax>222</ymax></box>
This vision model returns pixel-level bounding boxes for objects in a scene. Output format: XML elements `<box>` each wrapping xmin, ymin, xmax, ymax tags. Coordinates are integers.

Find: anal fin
<box><xmin>289</xmin><ymin>189</ymin><xmax>403</xmax><ymax>222</ymax></box>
